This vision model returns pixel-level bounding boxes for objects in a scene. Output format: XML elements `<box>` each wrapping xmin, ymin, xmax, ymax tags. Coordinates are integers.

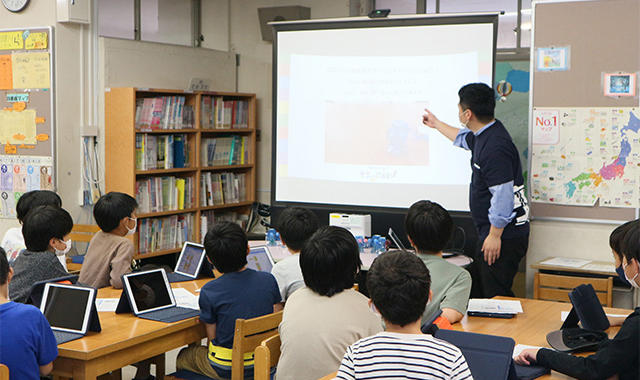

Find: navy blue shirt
<box><xmin>199</xmin><ymin>268</ymin><xmax>281</xmax><ymax>348</ymax></box>
<box><xmin>461</xmin><ymin>120</ymin><xmax>529</xmax><ymax>240</ymax></box>
<box><xmin>0</xmin><ymin>301</ymin><xmax>58</xmax><ymax>380</ymax></box>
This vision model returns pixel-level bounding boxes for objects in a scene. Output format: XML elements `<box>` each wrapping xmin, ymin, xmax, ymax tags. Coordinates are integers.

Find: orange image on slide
<box><xmin>12</xmin><ymin>133</ymin><xmax>25</xmax><ymax>141</ymax></box>
<box><xmin>324</xmin><ymin>102</ymin><xmax>428</xmax><ymax>166</ymax></box>
<box><xmin>36</xmin><ymin>134</ymin><xmax>49</xmax><ymax>141</ymax></box>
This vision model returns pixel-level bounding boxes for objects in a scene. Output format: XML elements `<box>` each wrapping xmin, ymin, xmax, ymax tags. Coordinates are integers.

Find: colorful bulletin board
<box><xmin>0</xmin><ymin>27</ymin><xmax>54</xmax><ymax>218</ymax></box>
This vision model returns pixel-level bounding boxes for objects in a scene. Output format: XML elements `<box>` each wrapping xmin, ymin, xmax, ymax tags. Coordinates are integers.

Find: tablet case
<box><xmin>27</xmin><ymin>275</ymin><xmax>79</xmax><ymax>308</ymax></box>
<box><xmin>546</xmin><ymin>327</ymin><xmax>608</xmax><ymax>352</ymax></box>
<box><xmin>562</xmin><ymin>284</ymin><xmax>610</xmax><ymax>331</ymax></box>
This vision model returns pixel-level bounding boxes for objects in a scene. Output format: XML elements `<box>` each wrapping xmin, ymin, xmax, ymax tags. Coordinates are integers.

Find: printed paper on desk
<box><xmin>172</xmin><ymin>288</ymin><xmax>199</xmax><ymax>310</ymax></box>
<box><xmin>540</xmin><ymin>257</ymin><xmax>591</xmax><ymax>268</ymax></box>
<box><xmin>582</xmin><ymin>263</ymin><xmax>616</xmax><ymax>273</ymax></box>
<box><xmin>96</xmin><ymin>298</ymin><xmax>120</xmax><ymax>312</ymax></box>
<box><xmin>560</xmin><ymin>310</ymin><xmax>628</xmax><ymax>321</ymax></box>
<box><xmin>467</xmin><ymin>299</ymin><xmax>523</xmax><ymax>314</ymax></box>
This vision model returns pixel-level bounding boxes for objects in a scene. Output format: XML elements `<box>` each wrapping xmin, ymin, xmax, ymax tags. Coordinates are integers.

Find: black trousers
<box><xmin>470</xmin><ymin>234</ymin><xmax>529</xmax><ymax>298</ymax></box>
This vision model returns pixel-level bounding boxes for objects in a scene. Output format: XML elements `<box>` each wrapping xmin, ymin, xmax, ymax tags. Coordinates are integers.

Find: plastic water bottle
<box><xmin>266</xmin><ymin>228</ymin><xmax>277</xmax><ymax>246</ymax></box>
<box><xmin>275</xmin><ymin>231</ymin><xmax>282</xmax><ymax>246</ymax></box>
<box><xmin>356</xmin><ymin>236</ymin><xmax>365</xmax><ymax>252</ymax></box>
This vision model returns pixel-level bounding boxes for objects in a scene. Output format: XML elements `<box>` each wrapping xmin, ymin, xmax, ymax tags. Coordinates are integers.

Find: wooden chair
<box><xmin>69</xmin><ymin>224</ymin><xmax>101</xmax><ymax>243</ymax></box>
<box><xmin>231</xmin><ymin>311</ymin><xmax>283</xmax><ymax>380</ymax></box>
<box><xmin>0</xmin><ymin>364</ymin><xmax>8</xmax><ymax>380</ymax></box>
<box><xmin>533</xmin><ymin>272</ymin><xmax>614</xmax><ymax>307</ymax></box>
<box><xmin>254</xmin><ymin>334</ymin><xmax>281</xmax><ymax>380</ymax></box>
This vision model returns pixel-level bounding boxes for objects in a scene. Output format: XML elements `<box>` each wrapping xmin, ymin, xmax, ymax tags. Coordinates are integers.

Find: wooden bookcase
<box><xmin>105</xmin><ymin>88</ymin><xmax>256</xmax><ymax>259</ymax></box>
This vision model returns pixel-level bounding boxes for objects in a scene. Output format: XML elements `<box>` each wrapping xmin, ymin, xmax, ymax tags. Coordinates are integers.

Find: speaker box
<box><xmin>258</xmin><ymin>6</ymin><xmax>311</xmax><ymax>42</ymax></box>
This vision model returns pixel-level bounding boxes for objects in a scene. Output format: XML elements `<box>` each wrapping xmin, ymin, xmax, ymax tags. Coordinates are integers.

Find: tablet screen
<box><xmin>175</xmin><ymin>242</ymin><xmax>205</xmax><ymax>277</ymax></box>
<box><xmin>41</xmin><ymin>284</ymin><xmax>92</xmax><ymax>333</ymax></box>
<box><xmin>247</xmin><ymin>247</ymin><xmax>274</xmax><ymax>272</ymax></box>
<box><xmin>126</xmin><ymin>270</ymin><xmax>173</xmax><ymax>313</ymax></box>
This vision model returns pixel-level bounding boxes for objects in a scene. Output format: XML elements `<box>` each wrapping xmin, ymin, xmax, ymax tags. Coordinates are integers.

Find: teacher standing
<box><xmin>422</xmin><ymin>83</ymin><xmax>529</xmax><ymax>298</ymax></box>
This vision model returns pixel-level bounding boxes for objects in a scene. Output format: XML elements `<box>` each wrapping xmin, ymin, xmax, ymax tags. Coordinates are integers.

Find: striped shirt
<box><xmin>335</xmin><ymin>332</ymin><xmax>473</xmax><ymax>380</ymax></box>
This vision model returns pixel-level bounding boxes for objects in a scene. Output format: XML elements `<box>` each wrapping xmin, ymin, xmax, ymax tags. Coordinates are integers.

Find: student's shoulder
<box><xmin>2</xmin><ymin>301</ymin><xmax>44</xmax><ymax>321</ymax></box>
<box><xmin>271</xmin><ymin>254</ymin><xmax>298</xmax><ymax>271</ymax></box>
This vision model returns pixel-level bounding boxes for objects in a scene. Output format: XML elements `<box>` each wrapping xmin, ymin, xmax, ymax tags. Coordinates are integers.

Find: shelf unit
<box><xmin>105</xmin><ymin>87</ymin><xmax>256</xmax><ymax>259</ymax></box>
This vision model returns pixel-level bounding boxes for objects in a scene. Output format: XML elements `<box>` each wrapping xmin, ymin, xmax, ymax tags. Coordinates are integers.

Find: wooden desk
<box><xmin>531</xmin><ymin>257</ymin><xmax>617</xmax><ymax>277</ymax></box>
<box><xmin>52</xmin><ymin>278</ymin><xmax>211</xmax><ymax>380</ymax></box>
<box><xmin>318</xmin><ymin>298</ymin><xmax>631</xmax><ymax>380</ymax></box>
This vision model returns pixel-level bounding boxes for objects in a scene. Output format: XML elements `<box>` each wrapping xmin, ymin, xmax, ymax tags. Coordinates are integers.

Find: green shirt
<box><xmin>418</xmin><ymin>253</ymin><xmax>472</xmax><ymax>323</ymax></box>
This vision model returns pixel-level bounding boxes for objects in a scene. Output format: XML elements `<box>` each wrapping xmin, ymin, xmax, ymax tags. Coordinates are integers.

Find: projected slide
<box><xmin>274</xmin><ymin>21</ymin><xmax>495</xmax><ymax>211</ymax></box>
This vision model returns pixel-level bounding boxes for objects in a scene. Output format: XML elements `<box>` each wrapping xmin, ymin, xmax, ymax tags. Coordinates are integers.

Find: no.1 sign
<box><xmin>532</xmin><ymin>109</ymin><xmax>560</xmax><ymax>144</ymax></box>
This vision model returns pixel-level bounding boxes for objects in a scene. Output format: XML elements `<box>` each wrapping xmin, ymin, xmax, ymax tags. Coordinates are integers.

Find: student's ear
<box><xmin>246</xmin><ymin>245</ymin><xmax>250</xmax><ymax>256</ymax></box>
<box><xmin>48</xmin><ymin>237</ymin><xmax>64</xmax><ymax>251</ymax></box>
<box><xmin>7</xmin><ymin>267</ymin><xmax>13</xmax><ymax>284</ymax></box>
<box><xmin>428</xmin><ymin>289</ymin><xmax>433</xmax><ymax>303</ymax></box>
<box><xmin>407</xmin><ymin>236</ymin><xmax>417</xmax><ymax>251</ymax></box>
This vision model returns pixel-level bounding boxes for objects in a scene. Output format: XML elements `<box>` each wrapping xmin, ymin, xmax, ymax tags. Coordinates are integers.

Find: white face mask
<box><xmin>624</xmin><ymin>262</ymin><xmax>640</xmax><ymax>288</ymax></box>
<box><xmin>55</xmin><ymin>239</ymin><xmax>72</xmax><ymax>256</ymax></box>
<box><xmin>126</xmin><ymin>217</ymin><xmax>137</xmax><ymax>236</ymax></box>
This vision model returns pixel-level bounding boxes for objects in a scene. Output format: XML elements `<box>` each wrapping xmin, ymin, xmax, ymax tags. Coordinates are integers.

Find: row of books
<box><xmin>200</xmin><ymin>210</ymin><xmax>249</xmax><ymax>242</ymax></box>
<box><xmin>136</xmin><ymin>96</ymin><xmax>195</xmax><ymax>130</ymax></box>
<box><xmin>135</xmin><ymin>176</ymin><xmax>195</xmax><ymax>213</ymax></box>
<box><xmin>200</xmin><ymin>136</ymin><xmax>250</xmax><ymax>167</ymax></box>
<box><xmin>138</xmin><ymin>213</ymin><xmax>195</xmax><ymax>254</ymax></box>
<box><xmin>135</xmin><ymin>134</ymin><xmax>189</xmax><ymax>170</ymax></box>
<box><xmin>201</xmin><ymin>96</ymin><xmax>250</xmax><ymax>129</ymax></box>
<box><xmin>200</xmin><ymin>172</ymin><xmax>247</xmax><ymax>207</ymax></box>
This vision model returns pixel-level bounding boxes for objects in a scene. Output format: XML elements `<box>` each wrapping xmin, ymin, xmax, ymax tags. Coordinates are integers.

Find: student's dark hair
<box><xmin>367</xmin><ymin>250</ymin><xmax>431</xmax><ymax>326</ymax></box>
<box><xmin>458</xmin><ymin>83</ymin><xmax>495</xmax><ymax>123</ymax></box>
<box><xmin>204</xmin><ymin>222</ymin><xmax>248</xmax><ymax>273</ymax></box>
<box><xmin>16</xmin><ymin>190</ymin><xmax>62</xmax><ymax>223</ymax></box>
<box><xmin>276</xmin><ymin>207</ymin><xmax>319</xmax><ymax>251</ymax></box>
<box><xmin>609</xmin><ymin>220</ymin><xmax>638</xmax><ymax>257</ymax></box>
<box><xmin>0</xmin><ymin>247</ymin><xmax>8</xmax><ymax>285</ymax></box>
<box><xmin>93</xmin><ymin>192</ymin><xmax>138</xmax><ymax>232</ymax></box>
<box><xmin>405</xmin><ymin>200</ymin><xmax>453</xmax><ymax>253</ymax></box>
<box><xmin>622</xmin><ymin>223</ymin><xmax>640</xmax><ymax>263</ymax></box>
<box><xmin>300</xmin><ymin>226</ymin><xmax>361</xmax><ymax>297</ymax></box>
<box><xmin>22</xmin><ymin>205</ymin><xmax>73</xmax><ymax>252</ymax></box>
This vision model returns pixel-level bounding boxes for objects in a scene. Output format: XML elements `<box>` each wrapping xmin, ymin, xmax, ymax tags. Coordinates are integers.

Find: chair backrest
<box><xmin>0</xmin><ymin>364</ymin><xmax>8</xmax><ymax>380</ymax></box>
<box><xmin>533</xmin><ymin>272</ymin><xmax>613</xmax><ymax>307</ymax></box>
<box><xmin>231</xmin><ymin>310</ymin><xmax>283</xmax><ymax>380</ymax></box>
<box><xmin>254</xmin><ymin>333</ymin><xmax>281</xmax><ymax>380</ymax></box>
<box><xmin>70</xmin><ymin>224</ymin><xmax>101</xmax><ymax>243</ymax></box>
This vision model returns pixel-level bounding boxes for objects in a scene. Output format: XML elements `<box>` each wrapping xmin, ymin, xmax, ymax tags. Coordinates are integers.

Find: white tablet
<box><xmin>122</xmin><ymin>269</ymin><xmax>176</xmax><ymax>315</ymax></box>
<box><xmin>173</xmin><ymin>242</ymin><xmax>206</xmax><ymax>279</ymax></box>
<box><xmin>40</xmin><ymin>283</ymin><xmax>95</xmax><ymax>334</ymax></box>
<box><xmin>247</xmin><ymin>246</ymin><xmax>276</xmax><ymax>272</ymax></box>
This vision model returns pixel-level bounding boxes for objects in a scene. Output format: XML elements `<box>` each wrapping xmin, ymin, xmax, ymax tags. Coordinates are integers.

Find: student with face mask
<box><xmin>8</xmin><ymin>205</ymin><xmax>72</xmax><ymax>303</ymax></box>
<box><xmin>515</xmin><ymin>223</ymin><xmax>640</xmax><ymax>380</ymax></box>
<box><xmin>78</xmin><ymin>192</ymin><xmax>137</xmax><ymax>289</ymax></box>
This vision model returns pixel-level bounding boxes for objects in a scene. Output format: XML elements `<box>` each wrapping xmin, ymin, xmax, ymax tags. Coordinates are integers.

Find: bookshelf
<box><xmin>105</xmin><ymin>87</ymin><xmax>256</xmax><ymax>259</ymax></box>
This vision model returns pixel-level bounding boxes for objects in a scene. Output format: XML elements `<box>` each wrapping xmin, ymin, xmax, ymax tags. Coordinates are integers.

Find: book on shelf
<box><xmin>200</xmin><ymin>96</ymin><xmax>250</xmax><ymax>129</ymax></box>
<box><xmin>199</xmin><ymin>172</ymin><xmax>246</xmax><ymax>207</ymax></box>
<box><xmin>200</xmin><ymin>135</ymin><xmax>249</xmax><ymax>166</ymax></box>
<box><xmin>200</xmin><ymin>210</ymin><xmax>249</xmax><ymax>242</ymax></box>
<box><xmin>138</xmin><ymin>213</ymin><xmax>195</xmax><ymax>254</ymax></box>
<box><xmin>135</xmin><ymin>176</ymin><xmax>194</xmax><ymax>213</ymax></box>
<box><xmin>135</xmin><ymin>134</ymin><xmax>189</xmax><ymax>170</ymax></box>
<box><xmin>135</xmin><ymin>96</ymin><xmax>194</xmax><ymax>130</ymax></box>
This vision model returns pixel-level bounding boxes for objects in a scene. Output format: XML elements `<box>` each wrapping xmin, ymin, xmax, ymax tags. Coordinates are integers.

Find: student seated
<box><xmin>276</xmin><ymin>226</ymin><xmax>383</xmax><ymax>380</ymax></box>
<box><xmin>271</xmin><ymin>207</ymin><xmax>319</xmax><ymax>301</ymax></box>
<box><xmin>9</xmin><ymin>205</ymin><xmax>71</xmax><ymax>303</ymax></box>
<box><xmin>1</xmin><ymin>190</ymin><xmax>64</xmax><ymax>268</ymax></box>
<box><xmin>515</xmin><ymin>223</ymin><xmax>640</xmax><ymax>380</ymax></box>
<box><xmin>335</xmin><ymin>250</ymin><xmax>472</xmax><ymax>379</ymax></box>
<box><xmin>176</xmin><ymin>222</ymin><xmax>282</xmax><ymax>379</ymax></box>
<box><xmin>405</xmin><ymin>200</ymin><xmax>471</xmax><ymax>323</ymax></box>
<box><xmin>78</xmin><ymin>192</ymin><xmax>137</xmax><ymax>289</ymax></box>
<box><xmin>608</xmin><ymin>219</ymin><xmax>638</xmax><ymax>326</ymax></box>
<box><xmin>0</xmin><ymin>247</ymin><xmax>58</xmax><ymax>379</ymax></box>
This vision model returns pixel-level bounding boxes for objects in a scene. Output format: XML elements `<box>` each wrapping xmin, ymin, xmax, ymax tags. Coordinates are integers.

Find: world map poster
<box><xmin>531</xmin><ymin>107</ymin><xmax>640</xmax><ymax>207</ymax></box>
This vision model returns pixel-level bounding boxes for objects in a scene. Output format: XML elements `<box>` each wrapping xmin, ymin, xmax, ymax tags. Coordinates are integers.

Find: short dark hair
<box><xmin>610</xmin><ymin>220</ymin><xmax>638</xmax><ymax>257</ymax></box>
<box><xmin>16</xmin><ymin>190</ymin><xmax>62</xmax><ymax>222</ymax></box>
<box><xmin>0</xmin><ymin>247</ymin><xmax>8</xmax><ymax>284</ymax></box>
<box><xmin>22</xmin><ymin>205</ymin><xmax>73</xmax><ymax>252</ymax></box>
<box><xmin>276</xmin><ymin>207</ymin><xmax>319</xmax><ymax>251</ymax></box>
<box><xmin>622</xmin><ymin>223</ymin><xmax>640</xmax><ymax>263</ymax></box>
<box><xmin>93</xmin><ymin>192</ymin><xmax>138</xmax><ymax>232</ymax></box>
<box><xmin>204</xmin><ymin>222</ymin><xmax>248</xmax><ymax>273</ymax></box>
<box><xmin>405</xmin><ymin>200</ymin><xmax>453</xmax><ymax>254</ymax></box>
<box><xmin>367</xmin><ymin>250</ymin><xmax>431</xmax><ymax>326</ymax></box>
<box><xmin>458</xmin><ymin>83</ymin><xmax>495</xmax><ymax>123</ymax></box>
<box><xmin>300</xmin><ymin>226</ymin><xmax>361</xmax><ymax>297</ymax></box>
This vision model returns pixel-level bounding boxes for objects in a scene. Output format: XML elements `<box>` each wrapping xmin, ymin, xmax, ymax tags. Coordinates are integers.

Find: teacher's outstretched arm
<box><xmin>422</xmin><ymin>108</ymin><xmax>461</xmax><ymax>142</ymax></box>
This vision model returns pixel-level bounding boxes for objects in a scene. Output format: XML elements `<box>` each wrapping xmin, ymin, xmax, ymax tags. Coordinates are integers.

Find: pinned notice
<box><xmin>0</xmin><ymin>31</ymin><xmax>23</xmax><ymax>50</ymax></box>
<box><xmin>12</xmin><ymin>52</ymin><xmax>50</xmax><ymax>89</ymax></box>
<box><xmin>0</xmin><ymin>55</ymin><xmax>12</xmax><ymax>90</ymax></box>
<box><xmin>25</xmin><ymin>32</ymin><xmax>48</xmax><ymax>50</ymax></box>
<box><xmin>532</xmin><ymin>109</ymin><xmax>560</xmax><ymax>144</ymax></box>
<box><xmin>0</xmin><ymin>109</ymin><xmax>37</xmax><ymax>145</ymax></box>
